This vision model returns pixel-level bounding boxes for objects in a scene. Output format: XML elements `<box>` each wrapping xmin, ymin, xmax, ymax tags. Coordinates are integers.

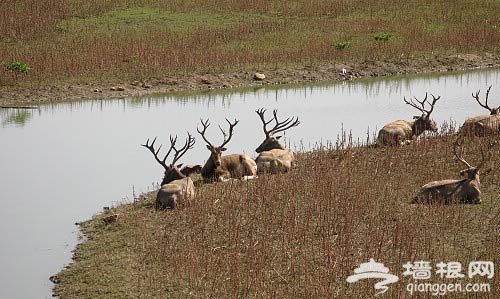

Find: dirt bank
<box><xmin>1</xmin><ymin>53</ymin><xmax>500</xmax><ymax>106</ymax></box>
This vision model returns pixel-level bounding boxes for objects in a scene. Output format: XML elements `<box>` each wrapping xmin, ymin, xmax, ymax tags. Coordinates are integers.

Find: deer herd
<box><xmin>142</xmin><ymin>86</ymin><xmax>500</xmax><ymax>209</ymax></box>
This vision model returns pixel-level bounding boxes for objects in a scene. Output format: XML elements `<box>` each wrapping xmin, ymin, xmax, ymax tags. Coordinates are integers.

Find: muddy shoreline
<box><xmin>1</xmin><ymin>53</ymin><xmax>500</xmax><ymax>106</ymax></box>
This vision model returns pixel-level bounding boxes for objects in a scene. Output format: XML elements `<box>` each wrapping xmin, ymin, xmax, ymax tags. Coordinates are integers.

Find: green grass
<box><xmin>53</xmin><ymin>134</ymin><xmax>500</xmax><ymax>298</ymax></box>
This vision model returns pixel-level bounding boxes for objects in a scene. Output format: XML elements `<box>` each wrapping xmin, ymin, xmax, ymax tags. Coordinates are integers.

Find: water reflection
<box><xmin>0</xmin><ymin>108</ymin><xmax>38</xmax><ymax>127</ymax></box>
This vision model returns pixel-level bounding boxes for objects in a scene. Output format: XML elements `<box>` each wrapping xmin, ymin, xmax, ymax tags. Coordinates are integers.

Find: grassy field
<box><xmin>2</xmin><ymin>0</ymin><xmax>500</xmax><ymax>87</ymax></box>
<box><xmin>53</xmin><ymin>133</ymin><xmax>500</xmax><ymax>298</ymax></box>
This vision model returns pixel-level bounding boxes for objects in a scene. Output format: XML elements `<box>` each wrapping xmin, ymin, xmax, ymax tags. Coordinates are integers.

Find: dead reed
<box><xmin>53</xmin><ymin>134</ymin><xmax>500</xmax><ymax>298</ymax></box>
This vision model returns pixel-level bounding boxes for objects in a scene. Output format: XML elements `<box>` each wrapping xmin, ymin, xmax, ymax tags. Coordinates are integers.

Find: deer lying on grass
<box><xmin>377</xmin><ymin>93</ymin><xmax>440</xmax><ymax>146</ymax></box>
<box><xmin>459</xmin><ymin>86</ymin><xmax>500</xmax><ymax>137</ymax></box>
<box><xmin>142</xmin><ymin>133</ymin><xmax>196</xmax><ymax>209</ymax></box>
<box><xmin>254</xmin><ymin>108</ymin><xmax>300</xmax><ymax>173</ymax></box>
<box><xmin>198</xmin><ymin>118</ymin><xmax>257</xmax><ymax>182</ymax></box>
<box><xmin>412</xmin><ymin>141</ymin><xmax>495</xmax><ymax>204</ymax></box>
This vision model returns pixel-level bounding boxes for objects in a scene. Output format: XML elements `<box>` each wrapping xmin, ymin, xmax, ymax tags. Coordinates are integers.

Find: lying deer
<box><xmin>197</xmin><ymin>118</ymin><xmax>257</xmax><ymax>182</ymax></box>
<box><xmin>142</xmin><ymin>133</ymin><xmax>196</xmax><ymax>209</ymax></box>
<box><xmin>254</xmin><ymin>108</ymin><xmax>300</xmax><ymax>173</ymax></box>
<box><xmin>412</xmin><ymin>141</ymin><xmax>495</xmax><ymax>204</ymax></box>
<box><xmin>459</xmin><ymin>86</ymin><xmax>500</xmax><ymax>137</ymax></box>
<box><xmin>377</xmin><ymin>93</ymin><xmax>440</xmax><ymax>146</ymax></box>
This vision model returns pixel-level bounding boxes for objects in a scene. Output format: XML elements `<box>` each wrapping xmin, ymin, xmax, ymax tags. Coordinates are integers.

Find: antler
<box><xmin>171</xmin><ymin>132</ymin><xmax>196</xmax><ymax>166</ymax></box>
<box><xmin>198</xmin><ymin>118</ymin><xmax>239</xmax><ymax>148</ymax></box>
<box><xmin>255</xmin><ymin>108</ymin><xmax>300</xmax><ymax>137</ymax></box>
<box><xmin>404</xmin><ymin>93</ymin><xmax>440</xmax><ymax>116</ymax></box>
<box><xmin>197</xmin><ymin>118</ymin><xmax>215</xmax><ymax>148</ymax></box>
<box><xmin>142</xmin><ymin>133</ymin><xmax>195</xmax><ymax>169</ymax></box>
<box><xmin>453</xmin><ymin>140</ymin><xmax>473</xmax><ymax>169</ymax></box>
<box><xmin>219</xmin><ymin>118</ymin><xmax>239</xmax><ymax>148</ymax></box>
<box><xmin>141</xmin><ymin>136</ymin><xmax>177</xmax><ymax>170</ymax></box>
<box><xmin>472</xmin><ymin>85</ymin><xmax>493</xmax><ymax>113</ymax></box>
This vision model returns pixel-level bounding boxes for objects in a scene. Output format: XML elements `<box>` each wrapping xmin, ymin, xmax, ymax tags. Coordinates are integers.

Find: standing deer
<box><xmin>377</xmin><ymin>93</ymin><xmax>440</xmax><ymax>146</ymax></box>
<box><xmin>254</xmin><ymin>108</ymin><xmax>300</xmax><ymax>173</ymax></box>
<box><xmin>197</xmin><ymin>118</ymin><xmax>257</xmax><ymax>182</ymax></box>
<box><xmin>459</xmin><ymin>86</ymin><xmax>500</xmax><ymax>137</ymax></box>
<box><xmin>142</xmin><ymin>133</ymin><xmax>196</xmax><ymax>209</ymax></box>
<box><xmin>412</xmin><ymin>141</ymin><xmax>495</xmax><ymax>204</ymax></box>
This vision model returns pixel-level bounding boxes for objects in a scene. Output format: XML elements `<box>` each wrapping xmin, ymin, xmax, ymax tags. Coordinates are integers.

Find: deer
<box><xmin>254</xmin><ymin>108</ymin><xmax>300</xmax><ymax>174</ymax></box>
<box><xmin>377</xmin><ymin>93</ymin><xmax>440</xmax><ymax>146</ymax></box>
<box><xmin>412</xmin><ymin>140</ymin><xmax>495</xmax><ymax>204</ymax></box>
<box><xmin>459</xmin><ymin>86</ymin><xmax>500</xmax><ymax>137</ymax></box>
<box><xmin>141</xmin><ymin>133</ymin><xmax>196</xmax><ymax>209</ymax></box>
<box><xmin>197</xmin><ymin>118</ymin><xmax>257</xmax><ymax>182</ymax></box>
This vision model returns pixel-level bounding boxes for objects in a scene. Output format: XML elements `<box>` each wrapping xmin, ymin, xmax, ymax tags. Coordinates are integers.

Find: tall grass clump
<box><xmin>54</xmin><ymin>134</ymin><xmax>500</xmax><ymax>298</ymax></box>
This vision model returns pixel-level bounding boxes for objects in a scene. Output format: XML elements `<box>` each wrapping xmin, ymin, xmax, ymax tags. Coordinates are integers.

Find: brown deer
<box><xmin>412</xmin><ymin>141</ymin><xmax>495</xmax><ymax>204</ymax></box>
<box><xmin>197</xmin><ymin>118</ymin><xmax>257</xmax><ymax>182</ymax></box>
<box><xmin>142</xmin><ymin>133</ymin><xmax>196</xmax><ymax>209</ymax></box>
<box><xmin>459</xmin><ymin>86</ymin><xmax>500</xmax><ymax>137</ymax></box>
<box><xmin>254</xmin><ymin>108</ymin><xmax>300</xmax><ymax>173</ymax></box>
<box><xmin>377</xmin><ymin>93</ymin><xmax>440</xmax><ymax>146</ymax></box>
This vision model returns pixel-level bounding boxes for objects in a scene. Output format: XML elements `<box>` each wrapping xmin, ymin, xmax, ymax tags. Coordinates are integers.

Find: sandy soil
<box><xmin>1</xmin><ymin>53</ymin><xmax>499</xmax><ymax>106</ymax></box>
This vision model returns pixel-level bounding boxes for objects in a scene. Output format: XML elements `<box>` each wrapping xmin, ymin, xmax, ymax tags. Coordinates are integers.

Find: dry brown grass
<box><xmin>2</xmin><ymin>0</ymin><xmax>500</xmax><ymax>86</ymax></box>
<box><xmin>53</xmin><ymin>134</ymin><xmax>500</xmax><ymax>298</ymax></box>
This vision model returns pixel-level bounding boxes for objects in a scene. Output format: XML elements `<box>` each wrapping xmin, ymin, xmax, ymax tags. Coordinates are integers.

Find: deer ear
<box><xmin>413</xmin><ymin>115</ymin><xmax>420</xmax><ymax>120</ymax></box>
<box><xmin>206</xmin><ymin>145</ymin><xmax>212</xmax><ymax>150</ymax></box>
<box><xmin>220</xmin><ymin>147</ymin><xmax>227</xmax><ymax>151</ymax></box>
<box><xmin>276</xmin><ymin>135</ymin><xmax>283</xmax><ymax>140</ymax></box>
<box><xmin>176</xmin><ymin>163</ymin><xmax>183</xmax><ymax>169</ymax></box>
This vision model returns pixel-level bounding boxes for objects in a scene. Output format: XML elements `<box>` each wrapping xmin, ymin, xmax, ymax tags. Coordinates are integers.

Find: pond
<box><xmin>1</xmin><ymin>68</ymin><xmax>500</xmax><ymax>298</ymax></box>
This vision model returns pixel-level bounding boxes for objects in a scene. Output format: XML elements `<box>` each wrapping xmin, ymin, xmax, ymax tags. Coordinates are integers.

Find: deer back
<box><xmin>414</xmin><ymin>178</ymin><xmax>480</xmax><ymax>204</ymax></box>
<box><xmin>377</xmin><ymin>120</ymin><xmax>413</xmax><ymax>146</ymax></box>
<box><xmin>255</xmin><ymin>148</ymin><xmax>295</xmax><ymax>173</ymax></box>
<box><xmin>156</xmin><ymin>177</ymin><xmax>195</xmax><ymax>209</ymax></box>
<box><xmin>460</xmin><ymin>114</ymin><xmax>500</xmax><ymax>137</ymax></box>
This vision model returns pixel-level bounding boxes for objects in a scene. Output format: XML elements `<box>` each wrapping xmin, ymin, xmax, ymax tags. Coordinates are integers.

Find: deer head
<box><xmin>255</xmin><ymin>108</ymin><xmax>300</xmax><ymax>153</ymax></box>
<box><xmin>453</xmin><ymin>140</ymin><xmax>495</xmax><ymax>181</ymax></box>
<box><xmin>141</xmin><ymin>133</ymin><xmax>195</xmax><ymax>185</ymax></box>
<box><xmin>197</xmin><ymin>118</ymin><xmax>238</xmax><ymax>168</ymax></box>
<box><xmin>472</xmin><ymin>86</ymin><xmax>500</xmax><ymax>115</ymax></box>
<box><xmin>404</xmin><ymin>93</ymin><xmax>440</xmax><ymax>136</ymax></box>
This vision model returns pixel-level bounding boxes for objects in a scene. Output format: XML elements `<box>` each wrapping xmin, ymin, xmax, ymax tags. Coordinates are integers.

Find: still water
<box><xmin>1</xmin><ymin>68</ymin><xmax>500</xmax><ymax>298</ymax></box>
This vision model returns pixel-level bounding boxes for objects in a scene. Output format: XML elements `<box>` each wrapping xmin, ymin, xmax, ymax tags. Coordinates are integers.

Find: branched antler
<box><xmin>198</xmin><ymin>118</ymin><xmax>239</xmax><ymax>148</ymax></box>
<box><xmin>142</xmin><ymin>133</ymin><xmax>195</xmax><ymax>169</ymax></box>
<box><xmin>255</xmin><ymin>108</ymin><xmax>300</xmax><ymax>137</ymax></box>
<box><xmin>472</xmin><ymin>85</ymin><xmax>495</xmax><ymax>114</ymax></box>
<box><xmin>197</xmin><ymin>118</ymin><xmax>215</xmax><ymax>148</ymax></box>
<box><xmin>404</xmin><ymin>93</ymin><xmax>440</xmax><ymax>116</ymax></box>
<box><xmin>219</xmin><ymin>118</ymin><xmax>239</xmax><ymax>148</ymax></box>
<box><xmin>171</xmin><ymin>132</ymin><xmax>195</xmax><ymax>166</ymax></box>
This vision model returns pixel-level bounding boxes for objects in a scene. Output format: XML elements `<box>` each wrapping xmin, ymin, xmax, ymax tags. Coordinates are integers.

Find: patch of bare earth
<box><xmin>1</xmin><ymin>53</ymin><xmax>500</xmax><ymax>106</ymax></box>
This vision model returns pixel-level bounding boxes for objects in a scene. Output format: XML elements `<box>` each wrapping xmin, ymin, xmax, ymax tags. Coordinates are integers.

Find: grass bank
<box><xmin>52</xmin><ymin>134</ymin><xmax>500</xmax><ymax>298</ymax></box>
<box><xmin>2</xmin><ymin>0</ymin><xmax>500</xmax><ymax>104</ymax></box>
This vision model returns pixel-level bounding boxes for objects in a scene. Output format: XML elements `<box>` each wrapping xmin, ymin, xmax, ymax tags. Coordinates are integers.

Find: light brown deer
<box><xmin>459</xmin><ymin>86</ymin><xmax>500</xmax><ymax>137</ymax></box>
<box><xmin>377</xmin><ymin>93</ymin><xmax>440</xmax><ymax>146</ymax></box>
<box><xmin>197</xmin><ymin>118</ymin><xmax>257</xmax><ymax>182</ymax></box>
<box><xmin>412</xmin><ymin>141</ymin><xmax>495</xmax><ymax>204</ymax></box>
<box><xmin>142</xmin><ymin>133</ymin><xmax>196</xmax><ymax>209</ymax></box>
<box><xmin>254</xmin><ymin>108</ymin><xmax>300</xmax><ymax>173</ymax></box>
